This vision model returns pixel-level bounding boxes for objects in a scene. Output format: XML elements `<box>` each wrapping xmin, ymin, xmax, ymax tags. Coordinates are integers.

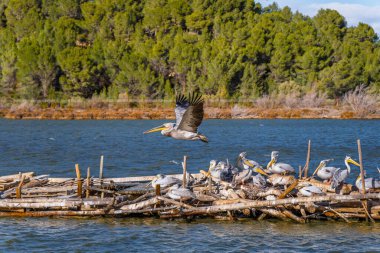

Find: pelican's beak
<box><xmin>143</xmin><ymin>125</ymin><xmax>167</xmax><ymax>134</ymax></box>
<box><xmin>267</xmin><ymin>158</ymin><xmax>275</xmax><ymax>169</ymax></box>
<box><xmin>347</xmin><ymin>158</ymin><xmax>360</xmax><ymax>167</ymax></box>
<box><xmin>243</xmin><ymin>159</ymin><xmax>254</xmax><ymax>167</ymax></box>
<box><xmin>200</xmin><ymin>170</ymin><xmax>211</xmax><ymax>177</ymax></box>
<box><xmin>312</xmin><ymin>163</ymin><xmax>323</xmax><ymax>177</ymax></box>
<box><xmin>255</xmin><ymin>167</ymin><xmax>269</xmax><ymax>176</ymax></box>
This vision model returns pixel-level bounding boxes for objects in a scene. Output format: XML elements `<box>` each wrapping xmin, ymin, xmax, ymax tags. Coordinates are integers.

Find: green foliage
<box><xmin>0</xmin><ymin>0</ymin><xmax>379</xmax><ymax>101</ymax></box>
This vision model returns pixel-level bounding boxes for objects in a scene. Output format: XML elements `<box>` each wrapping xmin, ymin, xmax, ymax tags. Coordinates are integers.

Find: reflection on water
<box><xmin>0</xmin><ymin>218</ymin><xmax>380</xmax><ymax>252</ymax></box>
<box><xmin>0</xmin><ymin>119</ymin><xmax>379</xmax><ymax>251</ymax></box>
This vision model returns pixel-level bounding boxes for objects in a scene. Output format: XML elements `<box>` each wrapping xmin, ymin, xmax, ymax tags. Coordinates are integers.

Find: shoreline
<box><xmin>1</xmin><ymin>107</ymin><xmax>379</xmax><ymax>120</ymax></box>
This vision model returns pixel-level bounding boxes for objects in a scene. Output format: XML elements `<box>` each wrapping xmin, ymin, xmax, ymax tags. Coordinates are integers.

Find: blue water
<box><xmin>0</xmin><ymin>119</ymin><xmax>379</xmax><ymax>252</ymax></box>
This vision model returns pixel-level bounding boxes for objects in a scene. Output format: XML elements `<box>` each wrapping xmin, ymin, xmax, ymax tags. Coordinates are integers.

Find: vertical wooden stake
<box><xmin>298</xmin><ymin>166</ymin><xmax>302</xmax><ymax>179</ymax></box>
<box><xmin>357</xmin><ymin>139</ymin><xmax>375</xmax><ymax>223</ymax></box>
<box><xmin>86</xmin><ymin>167</ymin><xmax>91</xmax><ymax>199</ymax></box>
<box><xmin>303</xmin><ymin>140</ymin><xmax>311</xmax><ymax>178</ymax></box>
<box><xmin>75</xmin><ymin>164</ymin><xmax>82</xmax><ymax>198</ymax></box>
<box><xmin>16</xmin><ymin>175</ymin><xmax>25</xmax><ymax>199</ymax></box>
<box><xmin>99</xmin><ymin>155</ymin><xmax>104</xmax><ymax>199</ymax></box>
<box><xmin>182</xmin><ymin>156</ymin><xmax>187</xmax><ymax>188</ymax></box>
<box><xmin>208</xmin><ymin>177</ymin><xmax>212</xmax><ymax>193</ymax></box>
<box><xmin>155</xmin><ymin>184</ymin><xmax>161</xmax><ymax>196</ymax></box>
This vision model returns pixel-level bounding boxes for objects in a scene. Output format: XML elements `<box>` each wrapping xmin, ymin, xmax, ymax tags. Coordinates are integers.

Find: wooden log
<box><xmin>157</xmin><ymin>196</ymin><xmax>194</xmax><ymax>209</ymax></box>
<box><xmin>120</xmin><ymin>197</ymin><xmax>159</xmax><ymax>210</ymax></box>
<box><xmin>357</xmin><ymin>139</ymin><xmax>375</xmax><ymax>223</ymax></box>
<box><xmin>75</xmin><ymin>164</ymin><xmax>82</xmax><ymax>198</ymax></box>
<box><xmin>182</xmin><ymin>156</ymin><xmax>187</xmax><ymax>188</ymax></box>
<box><xmin>18</xmin><ymin>185</ymin><xmax>76</xmax><ymax>194</ymax></box>
<box><xmin>155</xmin><ymin>184</ymin><xmax>161</xmax><ymax>196</ymax></box>
<box><xmin>282</xmin><ymin>209</ymin><xmax>305</xmax><ymax>223</ymax></box>
<box><xmin>0</xmin><ymin>172</ymin><xmax>34</xmax><ymax>181</ymax></box>
<box><xmin>180</xmin><ymin>193</ymin><xmax>380</xmax><ymax>216</ymax></box>
<box><xmin>0</xmin><ymin>210</ymin><xmax>108</xmax><ymax>217</ymax></box>
<box><xmin>303</xmin><ymin>140</ymin><xmax>311</xmax><ymax>178</ymax></box>
<box><xmin>48</xmin><ymin>173</ymin><xmax>204</xmax><ymax>183</ymax></box>
<box><xmin>0</xmin><ymin>199</ymin><xmax>112</xmax><ymax>209</ymax></box>
<box><xmin>86</xmin><ymin>167</ymin><xmax>91</xmax><ymax>198</ymax></box>
<box><xmin>115</xmin><ymin>206</ymin><xmax>177</xmax><ymax>215</ymax></box>
<box><xmin>15</xmin><ymin>175</ymin><xmax>26</xmax><ymax>199</ymax></box>
<box><xmin>99</xmin><ymin>155</ymin><xmax>104</xmax><ymax>199</ymax></box>
<box><xmin>259</xmin><ymin>208</ymin><xmax>288</xmax><ymax>220</ymax></box>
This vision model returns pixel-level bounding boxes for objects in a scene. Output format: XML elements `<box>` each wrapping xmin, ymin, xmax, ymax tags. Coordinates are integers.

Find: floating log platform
<box><xmin>0</xmin><ymin>169</ymin><xmax>379</xmax><ymax>223</ymax></box>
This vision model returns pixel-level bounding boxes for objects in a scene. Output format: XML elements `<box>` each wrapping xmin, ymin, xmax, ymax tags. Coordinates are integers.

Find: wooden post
<box><xmin>303</xmin><ymin>140</ymin><xmax>311</xmax><ymax>178</ymax></box>
<box><xmin>15</xmin><ymin>175</ymin><xmax>26</xmax><ymax>199</ymax></box>
<box><xmin>75</xmin><ymin>164</ymin><xmax>82</xmax><ymax>198</ymax></box>
<box><xmin>86</xmin><ymin>167</ymin><xmax>91</xmax><ymax>198</ymax></box>
<box><xmin>298</xmin><ymin>166</ymin><xmax>302</xmax><ymax>179</ymax></box>
<box><xmin>99</xmin><ymin>155</ymin><xmax>104</xmax><ymax>199</ymax></box>
<box><xmin>357</xmin><ymin>139</ymin><xmax>375</xmax><ymax>223</ymax></box>
<box><xmin>182</xmin><ymin>156</ymin><xmax>187</xmax><ymax>188</ymax></box>
<box><xmin>155</xmin><ymin>184</ymin><xmax>161</xmax><ymax>196</ymax></box>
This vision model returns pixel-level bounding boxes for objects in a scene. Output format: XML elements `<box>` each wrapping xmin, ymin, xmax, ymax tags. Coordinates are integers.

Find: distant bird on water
<box><xmin>144</xmin><ymin>93</ymin><xmax>208</xmax><ymax>142</ymax></box>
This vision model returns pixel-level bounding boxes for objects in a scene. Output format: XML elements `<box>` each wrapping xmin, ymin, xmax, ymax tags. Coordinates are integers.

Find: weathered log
<box><xmin>120</xmin><ymin>197</ymin><xmax>159</xmax><ymax>210</ymax></box>
<box><xmin>281</xmin><ymin>209</ymin><xmax>305</xmax><ymax>223</ymax></box>
<box><xmin>0</xmin><ymin>198</ymin><xmax>112</xmax><ymax>209</ymax></box>
<box><xmin>157</xmin><ymin>196</ymin><xmax>194</xmax><ymax>209</ymax></box>
<box><xmin>180</xmin><ymin>193</ymin><xmax>380</xmax><ymax>216</ymax></box>
<box><xmin>0</xmin><ymin>210</ymin><xmax>108</xmax><ymax>217</ymax></box>
<box><xmin>259</xmin><ymin>208</ymin><xmax>288</xmax><ymax>220</ymax></box>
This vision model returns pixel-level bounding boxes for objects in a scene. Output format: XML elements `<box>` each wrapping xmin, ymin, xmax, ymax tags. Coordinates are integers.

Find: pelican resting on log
<box><xmin>355</xmin><ymin>172</ymin><xmax>380</xmax><ymax>191</ymax></box>
<box><xmin>298</xmin><ymin>185</ymin><xmax>324</xmax><ymax>197</ymax></box>
<box><xmin>312</xmin><ymin>159</ymin><xmax>337</xmax><ymax>182</ymax></box>
<box><xmin>151</xmin><ymin>174</ymin><xmax>181</xmax><ymax>188</ymax></box>
<box><xmin>267</xmin><ymin>151</ymin><xmax>295</xmax><ymax>174</ymax></box>
<box><xmin>167</xmin><ymin>184</ymin><xmax>196</xmax><ymax>201</ymax></box>
<box><xmin>331</xmin><ymin>156</ymin><xmax>360</xmax><ymax>189</ymax></box>
<box><xmin>144</xmin><ymin>93</ymin><xmax>208</xmax><ymax>142</ymax></box>
<box><xmin>234</xmin><ymin>152</ymin><xmax>268</xmax><ymax>185</ymax></box>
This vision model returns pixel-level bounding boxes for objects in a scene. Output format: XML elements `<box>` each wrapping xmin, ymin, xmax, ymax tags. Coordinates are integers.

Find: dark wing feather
<box><xmin>177</xmin><ymin>92</ymin><xmax>204</xmax><ymax>133</ymax></box>
<box><xmin>175</xmin><ymin>94</ymin><xmax>189</xmax><ymax>127</ymax></box>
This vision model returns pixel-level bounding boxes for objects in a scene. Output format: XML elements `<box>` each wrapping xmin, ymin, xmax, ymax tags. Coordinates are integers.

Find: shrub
<box><xmin>343</xmin><ymin>84</ymin><xmax>378</xmax><ymax>117</ymax></box>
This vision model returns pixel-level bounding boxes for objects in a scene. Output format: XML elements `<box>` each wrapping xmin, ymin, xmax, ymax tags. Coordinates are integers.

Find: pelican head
<box><xmin>345</xmin><ymin>156</ymin><xmax>360</xmax><ymax>167</ymax></box>
<box><xmin>144</xmin><ymin>123</ymin><xmax>175</xmax><ymax>135</ymax></box>
<box><xmin>312</xmin><ymin>158</ymin><xmax>334</xmax><ymax>176</ymax></box>
<box><xmin>239</xmin><ymin>152</ymin><xmax>247</xmax><ymax>158</ymax></box>
<box><xmin>267</xmin><ymin>151</ymin><xmax>279</xmax><ymax>169</ymax></box>
<box><xmin>209</xmin><ymin>160</ymin><xmax>218</xmax><ymax>171</ymax></box>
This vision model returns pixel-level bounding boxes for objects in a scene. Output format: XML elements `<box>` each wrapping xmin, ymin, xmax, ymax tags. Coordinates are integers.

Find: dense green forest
<box><xmin>0</xmin><ymin>0</ymin><xmax>379</xmax><ymax>102</ymax></box>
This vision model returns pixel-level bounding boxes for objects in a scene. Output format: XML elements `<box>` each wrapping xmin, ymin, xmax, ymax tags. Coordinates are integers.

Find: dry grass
<box><xmin>231</xmin><ymin>104</ymin><xmax>250</xmax><ymax>118</ymax></box>
<box><xmin>343</xmin><ymin>85</ymin><xmax>379</xmax><ymax>118</ymax></box>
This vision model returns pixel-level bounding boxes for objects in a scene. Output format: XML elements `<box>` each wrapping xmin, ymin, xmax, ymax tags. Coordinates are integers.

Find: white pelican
<box><xmin>355</xmin><ymin>172</ymin><xmax>380</xmax><ymax>191</ymax></box>
<box><xmin>267</xmin><ymin>174</ymin><xmax>295</xmax><ymax>186</ymax></box>
<box><xmin>312</xmin><ymin>159</ymin><xmax>337</xmax><ymax>182</ymax></box>
<box><xmin>331</xmin><ymin>156</ymin><xmax>360</xmax><ymax>189</ymax></box>
<box><xmin>234</xmin><ymin>153</ymin><xmax>268</xmax><ymax>184</ymax></box>
<box><xmin>298</xmin><ymin>185</ymin><xmax>324</xmax><ymax>197</ymax></box>
<box><xmin>267</xmin><ymin>151</ymin><xmax>295</xmax><ymax>174</ymax></box>
<box><xmin>144</xmin><ymin>93</ymin><xmax>208</xmax><ymax>142</ymax></box>
<box><xmin>251</xmin><ymin>173</ymin><xmax>267</xmax><ymax>188</ymax></box>
<box><xmin>151</xmin><ymin>174</ymin><xmax>181</xmax><ymax>188</ymax></box>
<box><xmin>203</xmin><ymin>160</ymin><xmax>237</xmax><ymax>183</ymax></box>
<box><xmin>166</xmin><ymin>184</ymin><xmax>196</xmax><ymax>201</ymax></box>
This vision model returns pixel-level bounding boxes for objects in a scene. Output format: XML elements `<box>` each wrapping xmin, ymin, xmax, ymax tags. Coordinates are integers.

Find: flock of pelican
<box><xmin>145</xmin><ymin>93</ymin><xmax>379</xmax><ymax>200</ymax></box>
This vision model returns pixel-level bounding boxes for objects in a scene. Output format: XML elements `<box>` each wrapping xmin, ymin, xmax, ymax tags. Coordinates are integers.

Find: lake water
<box><xmin>0</xmin><ymin>119</ymin><xmax>379</xmax><ymax>252</ymax></box>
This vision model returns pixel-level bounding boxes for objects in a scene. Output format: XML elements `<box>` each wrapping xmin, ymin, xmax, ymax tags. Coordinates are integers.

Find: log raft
<box><xmin>0</xmin><ymin>170</ymin><xmax>379</xmax><ymax>222</ymax></box>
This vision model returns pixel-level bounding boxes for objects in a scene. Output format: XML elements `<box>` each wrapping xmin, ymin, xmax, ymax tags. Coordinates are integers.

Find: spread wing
<box><xmin>175</xmin><ymin>94</ymin><xmax>189</xmax><ymax>127</ymax></box>
<box><xmin>176</xmin><ymin>93</ymin><xmax>204</xmax><ymax>133</ymax></box>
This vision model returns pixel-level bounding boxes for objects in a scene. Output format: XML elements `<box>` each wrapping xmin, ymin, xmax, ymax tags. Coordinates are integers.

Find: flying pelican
<box><xmin>331</xmin><ymin>156</ymin><xmax>360</xmax><ymax>189</ymax></box>
<box><xmin>267</xmin><ymin>151</ymin><xmax>295</xmax><ymax>174</ymax></box>
<box><xmin>355</xmin><ymin>172</ymin><xmax>380</xmax><ymax>191</ymax></box>
<box><xmin>312</xmin><ymin>159</ymin><xmax>337</xmax><ymax>182</ymax></box>
<box><xmin>151</xmin><ymin>174</ymin><xmax>181</xmax><ymax>188</ymax></box>
<box><xmin>144</xmin><ymin>93</ymin><xmax>208</xmax><ymax>142</ymax></box>
<box><xmin>298</xmin><ymin>185</ymin><xmax>324</xmax><ymax>197</ymax></box>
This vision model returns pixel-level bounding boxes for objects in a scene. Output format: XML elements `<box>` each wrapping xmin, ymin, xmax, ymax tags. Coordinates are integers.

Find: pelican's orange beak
<box><xmin>347</xmin><ymin>158</ymin><xmax>360</xmax><ymax>167</ymax></box>
<box><xmin>312</xmin><ymin>163</ymin><xmax>324</xmax><ymax>177</ymax></box>
<box><xmin>143</xmin><ymin>125</ymin><xmax>167</xmax><ymax>134</ymax></box>
<box><xmin>267</xmin><ymin>158</ymin><xmax>275</xmax><ymax>169</ymax></box>
<box><xmin>243</xmin><ymin>159</ymin><xmax>254</xmax><ymax>167</ymax></box>
<box><xmin>255</xmin><ymin>167</ymin><xmax>269</xmax><ymax>176</ymax></box>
